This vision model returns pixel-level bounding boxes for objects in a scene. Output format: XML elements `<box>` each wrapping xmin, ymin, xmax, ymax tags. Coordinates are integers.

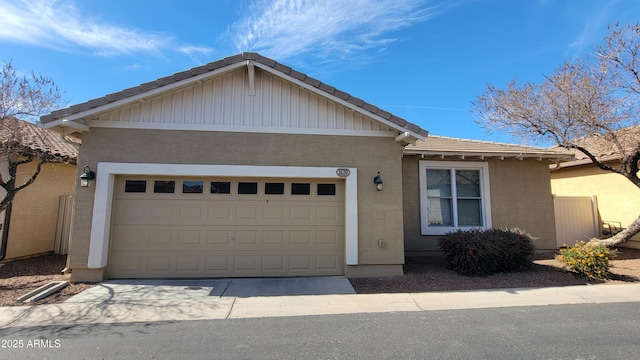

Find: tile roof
<box><xmin>40</xmin><ymin>52</ymin><xmax>428</xmax><ymax>137</ymax></box>
<box><xmin>405</xmin><ymin>135</ymin><xmax>570</xmax><ymax>160</ymax></box>
<box><xmin>1</xmin><ymin>118</ymin><xmax>78</xmax><ymax>163</ymax></box>
<box><xmin>552</xmin><ymin>126</ymin><xmax>640</xmax><ymax>167</ymax></box>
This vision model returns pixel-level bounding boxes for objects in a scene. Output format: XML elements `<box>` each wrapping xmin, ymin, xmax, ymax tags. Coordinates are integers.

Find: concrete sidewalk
<box><xmin>2</xmin><ymin>283</ymin><xmax>640</xmax><ymax>328</ymax></box>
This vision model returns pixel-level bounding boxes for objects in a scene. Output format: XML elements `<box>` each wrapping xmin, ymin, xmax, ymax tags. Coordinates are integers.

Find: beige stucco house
<box><xmin>0</xmin><ymin>119</ymin><xmax>77</xmax><ymax>261</ymax></box>
<box><xmin>550</xmin><ymin>126</ymin><xmax>640</xmax><ymax>248</ymax></box>
<box><xmin>41</xmin><ymin>53</ymin><xmax>568</xmax><ymax>282</ymax></box>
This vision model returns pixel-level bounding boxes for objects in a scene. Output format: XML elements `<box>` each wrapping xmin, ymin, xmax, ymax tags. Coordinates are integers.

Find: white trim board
<box><xmin>88</xmin><ymin>163</ymin><xmax>359</xmax><ymax>269</ymax></box>
<box><xmin>86</xmin><ymin>120</ymin><xmax>398</xmax><ymax>138</ymax></box>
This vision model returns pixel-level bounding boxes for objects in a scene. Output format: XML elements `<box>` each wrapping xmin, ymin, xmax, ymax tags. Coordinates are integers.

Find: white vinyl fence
<box><xmin>553</xmin><ymin>195</ymin><xmax>600</xmax><ymax>247</ymax></box>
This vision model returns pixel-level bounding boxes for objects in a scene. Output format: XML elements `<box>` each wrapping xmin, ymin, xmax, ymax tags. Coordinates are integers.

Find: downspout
<box><xmin>0</xmin><ymin>204</ymin><xmax>12</xmax><ymax>261</ymax></box>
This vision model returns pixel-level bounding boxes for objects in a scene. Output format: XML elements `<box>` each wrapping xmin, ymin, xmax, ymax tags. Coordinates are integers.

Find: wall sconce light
<box><xmin>373</xmin><ymin>172</ymin><xmax>383</xmax><ymax>191</ymax></box>
<box><xmin>79</xmin><ymin>165</ymin><xmax>95</xmax><ymax>187</ymax></box>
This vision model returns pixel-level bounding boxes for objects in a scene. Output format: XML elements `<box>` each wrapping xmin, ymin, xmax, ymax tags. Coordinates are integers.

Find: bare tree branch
<box><xmin>473</xmin><ymin>23</ymin><xmax>640</xmax><ymax>246</ymax></box>
<box><xmin>0</xmin><ymin>61</ymin><xmax>70</xmax><ymax>214</ymax></box>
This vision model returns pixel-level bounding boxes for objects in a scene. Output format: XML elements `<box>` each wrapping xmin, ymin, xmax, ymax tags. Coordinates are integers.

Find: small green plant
<box><xmin>439</xmin><ymin>228</ymin><xmax>536</xmax><ymax>276</ymax></box>
<box><xmin>556</xmin><ymin>241</ymin><xmax>616</xmax><ymax>279</ymax></box>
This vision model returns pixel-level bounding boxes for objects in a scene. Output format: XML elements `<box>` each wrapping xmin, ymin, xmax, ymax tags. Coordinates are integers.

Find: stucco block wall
<box><xmin>68</xmin><ymin>128</ymin><xmax>406</xmax><ymax>280</ymax></box>
<box><xmin>403</xmin><ymin>156</ymin><xmax>557</xmax><ymax>253</ymax></box>
<box><xmin>551</xmin><ymin>164</ymin><xmax>640</xmax><ymax>246</ymax></box>
<box><xmin>5</xmin><ymin>162</ymin><xmax>76</xmax><ymax>259</ymax></box>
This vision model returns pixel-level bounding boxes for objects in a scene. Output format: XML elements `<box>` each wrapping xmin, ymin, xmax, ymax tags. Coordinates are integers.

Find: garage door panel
<box><xmin>207</xmin><ymin>205</ymin><xmax>233</xmax><ymax>221</ymax></box>
<box><xmin>290</xmin><ymin>230</ymin><xmax>312</xmax><ymax>245</ymax></box>
<box><xmin>205</xmin><ymin>255</ymin><xmax>230</xmax><ymax>271</ymax></box>
<box><xmin>207</xmin><ymin>230</ymin><xmax>233</xmax><ymax>244</ymax></box>
<box><xmin>177</xmin><ymin>230</ymin><xmax>205</xmax><ymax>245</ymax></box>
<box><xmin>109</xmin><ymin>251</ymin><xmax>344</xmax><ymax>278</ymax></box>
<box><xmin>147</xmin><ymin>256</ymin><xmax>172</xmax><ymax>272</ymax></box>
<box><xmin>263</xmin><ymin>205</ymin><xmax>287</xmax><ymax>220</ymax></box>
<box><xmin>176</xmin><ymin>256</ymin><xmax>202</xmax><ymax>272</ymax></box>
<box><xmin>112</xmin><ymin>226</ymin><xmax>344</xmax><ymax>249</ymax></box>
<box><xmin>316</xmin><ymin>230</ymin><xmax>339</xmax><ymax>245</ymax></box>
<box><xmin>109</xmin><ymin>177</ymin><xmax>345</xmax><ymax>278</ymax></box>
<box><xmin>150</xmin><ymin>205</ymin><xmax>176</xmax><ymax>221</ymax></box>
<box><xmin>234</xmin><ymin>255</ymin><xmax>258</xmax><ymax>271</ymax></box>
<box><xmin>263</xmin><ymin>230</ymin><xmax>285</xmax><ymax>245</ymax></box>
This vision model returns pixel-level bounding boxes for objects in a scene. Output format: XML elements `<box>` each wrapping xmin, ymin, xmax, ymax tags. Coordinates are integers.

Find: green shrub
<box><xmin>439</xmin><ymin>228</ymin><xmax>536</xmax><ymax>276</ymax></box>
<box><xmin>556</xmin><ymin>241</ymin><xmax>616</xmax><ymax>279</ymax></box>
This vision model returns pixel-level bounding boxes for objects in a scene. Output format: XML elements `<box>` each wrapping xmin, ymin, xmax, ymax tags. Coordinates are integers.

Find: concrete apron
<box><xmin>3</xmin><ymin>282</ymin><xmax>640</xmax><ymax>329</ymax></box>
<box><xmin>66</xmin><ymin>277</ymin><xmax>357</xmax><ymax>301</ymax></box>
<box><xmin>0</xmin><ymin>277</ymin><xmax>358</xmax><ymax>328</ymax></box>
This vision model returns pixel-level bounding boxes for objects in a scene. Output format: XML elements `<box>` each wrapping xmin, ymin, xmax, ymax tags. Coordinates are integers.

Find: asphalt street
<box><xmin>2</xmin><ymin>302</ymin><xmax>639</xmax><ymax>359</ymax></box>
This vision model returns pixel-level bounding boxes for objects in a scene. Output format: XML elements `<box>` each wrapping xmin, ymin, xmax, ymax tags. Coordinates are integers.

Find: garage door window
<box><xmin>125</xmin><ymin>180</ymin><xmax>147</xmax><ymax>193</ymax></box>
<box><xmin>238</xmin><ymin>182</ymin><xmax>258</xmax><ymax>194</ymax></box>
<box><xmin>183</xmin><ymin>180</ymin><xmax>203</xmax><ymax>194</ymax></box>
<box><xmin>210</xmin><ymin>182</ymin><xmax>231</xmax><ymax>194</ymax></box>
<box><xmin>154</xmin><ymin>180</ymin><xmax>175</xmax><ymax>193</ymax></box>
<box><xmin>265</xmin><ymin>182</ymin><xmax>285</xmax><ymax>195</ymax></box>
<box><xmin>291</xmin><ymin>183</ymin><xmax>311</xmax><ymax>195</ymax></box>
<box><xmin>317</xmin><ymin>184</ymin><xmax>336</xmax><ymax>196</ymax></box>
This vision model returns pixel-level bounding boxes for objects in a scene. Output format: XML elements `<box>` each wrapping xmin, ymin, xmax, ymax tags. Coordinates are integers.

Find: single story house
<box><xmin>0</xmin><ymin>118</ymin><xmax>77</xmax><ymax>261</ymax></box>
<box><xmin>550</xmin><ymin>126</ymin><xmax>640</xmax><ymax>248</ymax></box>
<box><xmin>41</xmin><ymin>53</ymin><xmax>569</xmax><ymax>282</ymax></box>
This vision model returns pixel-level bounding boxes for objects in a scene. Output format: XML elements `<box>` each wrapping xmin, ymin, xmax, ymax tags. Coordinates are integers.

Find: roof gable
<box><xmin>41</xmin><ymin>53</ymin><xmax>427</xmax><ymax>141</ymax></box>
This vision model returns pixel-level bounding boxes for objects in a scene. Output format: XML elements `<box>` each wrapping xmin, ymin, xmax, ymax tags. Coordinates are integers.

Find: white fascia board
<box><xmin>87</xmin><ymin>120</ymin><xmax>397</xmax><ymax>138</ymax></box>
<box><xmin>87</xmin><ymin>163</ymin><xmax>359</xmax><ymax>268</ymax></box>
<box><xmin>60</xmin><ymin>62</ymin><xmax>247</xmax><ymax>123</ymax></box>
<box><xmin>252</xmin><ymin>61</ymin><xmax>426</xmax><ymax>141</ymax></box>
<box><xmin>42</xmin><ymin>119</ymin><xmax>90</xmax><ymax>132</ymax></box>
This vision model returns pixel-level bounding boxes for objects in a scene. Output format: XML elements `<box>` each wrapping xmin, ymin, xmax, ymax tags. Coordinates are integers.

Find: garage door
<box><xmin>108</xmin><ymin>176</ymin><xmax>345</xmax><ymax>278</ymax></box>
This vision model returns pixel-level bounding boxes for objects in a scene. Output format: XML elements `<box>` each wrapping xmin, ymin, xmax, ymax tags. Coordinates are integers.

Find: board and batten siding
<box><xmin>88</xmin><ymin>68</ymin><xmax>393</xmax><ymax>136</ymax></box>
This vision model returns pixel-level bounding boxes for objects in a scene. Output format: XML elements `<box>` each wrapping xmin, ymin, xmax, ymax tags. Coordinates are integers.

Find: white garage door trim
<box><xmin>87</xmin><ymin>162</ymin><xmax>358</xmax><ymax>269</ymax></box>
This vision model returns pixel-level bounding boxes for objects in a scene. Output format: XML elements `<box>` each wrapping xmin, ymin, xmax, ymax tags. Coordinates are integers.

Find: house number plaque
<box><xmin>336</xmin><ymin>168</ymin><xmax>350</xmax><ymax>177</ymax></box>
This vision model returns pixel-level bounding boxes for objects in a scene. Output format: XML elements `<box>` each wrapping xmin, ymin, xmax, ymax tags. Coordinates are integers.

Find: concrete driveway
<box><xmin>65</xmin><ymin>277</ymin><xmax>356</xmax><ymax>303</ymax></box>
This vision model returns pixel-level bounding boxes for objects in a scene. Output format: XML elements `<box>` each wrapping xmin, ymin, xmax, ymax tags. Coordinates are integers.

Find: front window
<box><xmin>419</xmin><ymin>161</ymin><xmax>491</xmax><ymax>235</ymax></box>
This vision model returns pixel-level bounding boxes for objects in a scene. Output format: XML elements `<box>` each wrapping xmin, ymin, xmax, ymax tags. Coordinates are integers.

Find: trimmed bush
<box><xmin>556</xmin><ymin>241</ymin><xmax>616</xmax><ymax>279</ymax></box>
<box><xmin>439</xmin><ymin>228</ymin><xmax>536</xmax><ymax>276</ymax></box>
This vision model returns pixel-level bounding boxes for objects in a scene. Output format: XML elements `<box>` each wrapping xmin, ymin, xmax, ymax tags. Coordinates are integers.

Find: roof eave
<box><xmin>553</xmin><ymin>154</ymin><xmax>622</xmax><ymax>169</ymax></box>
<box><xmin>404</xmin><ymin>149</ymin><xmax>573</xmax><ymax>162</ymax></box>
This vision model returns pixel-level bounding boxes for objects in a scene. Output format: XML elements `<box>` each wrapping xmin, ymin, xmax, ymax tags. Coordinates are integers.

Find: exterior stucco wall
<box><xmin>403</xmin><ymin>156</ymin><xmax>557</xmax><ymax>253</ymax></box>
<box><xmin>68</xmin><ymin>128</ymin><xmax>405</xmax><ymax>280</ymax></box>
<box><xmin>5</xmin><ymin>162</ymin><xmax>76</xmax><ymax>259</ymax></box>
<box><xmin>550</xmin><ymin>164</ymin><xmax>640</xmax><ymax>247</ymax></box>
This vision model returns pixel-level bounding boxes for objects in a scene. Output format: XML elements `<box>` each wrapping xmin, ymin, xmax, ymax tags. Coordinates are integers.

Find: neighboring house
<box><xmin>550</xmin><ymin>126</ymin><xmax>640</xmax><ymax>248</ymax></box>
<box><xmin>0</xmin><ymin>118</ymin><xmax>78</xmax><ymax>261</ymax></box>
<box><xmin>41</xmin><ymin>53</ymin><xmax>568</xmax><ymax>282</ymax></box>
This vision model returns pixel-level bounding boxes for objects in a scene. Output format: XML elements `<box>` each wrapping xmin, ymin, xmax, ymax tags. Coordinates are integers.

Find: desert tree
<box><xmin>473</xmin><ymin>23</ymin><xmax>640</xmax><ymax>247</ymax></box>
<box><xmin>0</xmin><ymin>61</ymin><xmax>71</xmax><ymax>214</ymax></box>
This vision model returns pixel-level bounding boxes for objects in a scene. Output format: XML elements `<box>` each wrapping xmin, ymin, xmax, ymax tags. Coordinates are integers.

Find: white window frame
<box><xmin>419</xmin><ymin>161</ymin><xmax>492</xmax><ymax>235</ymax></box>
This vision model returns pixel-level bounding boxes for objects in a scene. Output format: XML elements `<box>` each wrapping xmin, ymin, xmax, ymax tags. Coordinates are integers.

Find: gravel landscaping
<box><xmin>350</xmin><ymin>248</ymin><xmax>640</xmax><ymax>293</ymax></box>
<box><xmin>0</xmin><ymin>254</ymin><xmax>93</xmax><ymax>307</ymax></box>
<box><xmin>1</xmin><ymin>248</ymin><xmax>639</xmax><ymax>306</ymax></box>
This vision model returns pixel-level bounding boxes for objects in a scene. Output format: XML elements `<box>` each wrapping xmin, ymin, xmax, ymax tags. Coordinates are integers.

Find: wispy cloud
<box><xmin>228</xmin><ymin>0</ymin><xmax>445</xmax><ymax>62</ymax></box>
<box><xmin>0</xmin><ymin>0</ymin><xmax>209</xmax><ymax>59</ymax></box>
<box><xmin>178</xmin><ymin>45</ymin><xmax>215</xmax><ymax>56</ymax></box>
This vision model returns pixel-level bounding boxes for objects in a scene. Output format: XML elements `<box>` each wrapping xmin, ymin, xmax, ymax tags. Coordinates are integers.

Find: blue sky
<box><xmin>1</xmin><ymin>0</ymin><xmax>638</xmax><ymax>143</ymax></box>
